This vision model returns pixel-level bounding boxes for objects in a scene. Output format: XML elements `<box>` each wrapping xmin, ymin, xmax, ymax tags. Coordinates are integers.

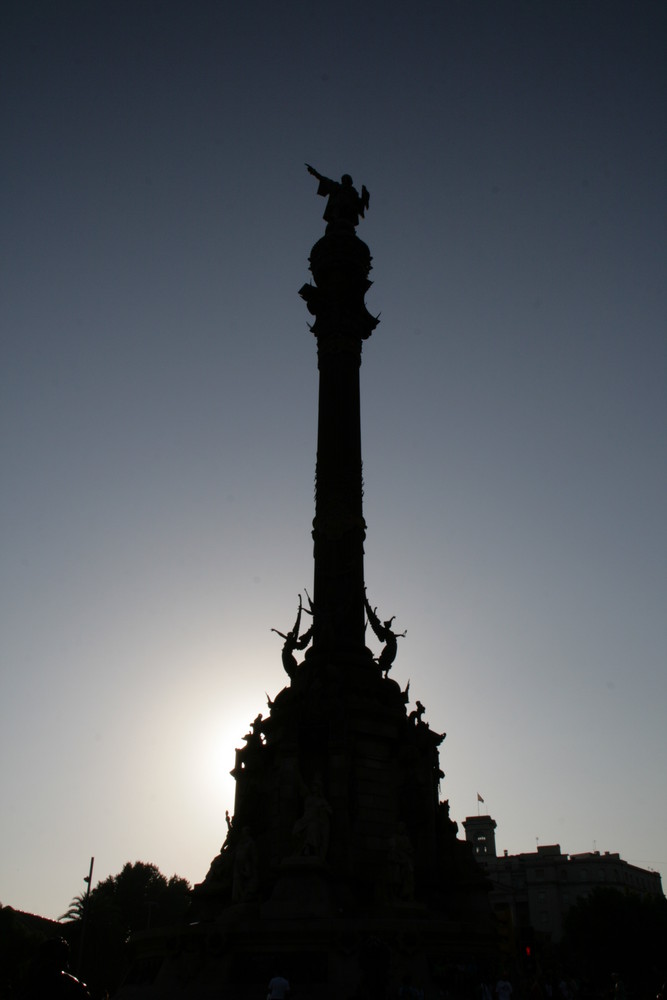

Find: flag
<box><xmin>477</xmin><ymin>793</ymin><xmax>484</xmax><ymax>803</ymax></box>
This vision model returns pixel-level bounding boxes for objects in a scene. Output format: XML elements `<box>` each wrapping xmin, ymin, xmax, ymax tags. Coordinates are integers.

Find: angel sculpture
<box><xmin>364</xmin><ymin>590</ymin><xmax>406</xmax><ymax>676</ymax></box>
<box><xmin>271</xmin><ymin>594</ymin><xmax>313</xmax><ymax>678</ymax></box>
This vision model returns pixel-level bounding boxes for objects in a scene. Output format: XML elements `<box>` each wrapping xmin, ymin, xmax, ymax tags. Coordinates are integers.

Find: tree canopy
<box><xmin>88</xmin><ymin>861</ymin><xmax>190</xmax><ymax>934</ymax></box>
<box><xmin>561</xmin><ymin>886</ymin><xmax>667</xmax><ymax>992</ymax></box>
<box><xmin>62</xmin><ymin>861</ymin><xmax>191</xmax><ymax>996</ymax></box>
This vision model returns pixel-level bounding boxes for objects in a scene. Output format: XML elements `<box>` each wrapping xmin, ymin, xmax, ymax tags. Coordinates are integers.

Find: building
<box><xmin>463</xmin><ymin>814</ymin><xmax>664</xmax><ymax>944</ymax></box>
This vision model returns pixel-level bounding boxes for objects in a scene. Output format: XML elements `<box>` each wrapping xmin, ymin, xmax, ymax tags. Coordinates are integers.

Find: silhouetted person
<box><xmin>23</xmin><ymin>938</ymin><xmax>90</xmax><ymax>1000</ymax></box>
<box><xmin>306</xmin><ymin>164</ymin><xmax>369</xmax><ymax>231</ymax></box>
<box><xmin>611</xmin><ymin>974</ymin><xmax>626</xmax><ymax>1000</ymax></box>
<box><xmin>399</xmin><ymin>973</ymin><xmax>422</xmax><ymax>1000</ymax></box>
<box><xmin>267</xmin><ymin>974</ymin><xmax>291</xmax><ymax>1000</ymax></box>
<box><xmin>496</xmin><ymin>975</ymin><xmax>513</xmax><ymax>1000</ymax></box>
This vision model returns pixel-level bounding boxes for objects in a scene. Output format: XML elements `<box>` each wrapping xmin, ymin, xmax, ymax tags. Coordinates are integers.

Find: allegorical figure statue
<box><xmin>387</xmin><ymin>821</ymin><xmax>415</xmax><ymax>902</ymax></box>
<box><xmin>365</xmin><ymin>591</ymin><xmax>406</xmax><ymax>676</ymax></box>
<box><xmin>271</xmin><ymin>594</ymin><xmax>313</xmax><ymax>678</ymax></box>
<box><xmin>232</xmin><ymin>826</ymin><xmax>259</xmax><ymax>902</ymax></box>
<box><xmin>292</xmin><ymin>775</ymin><xmax>332</xmax><ymax>861</ymax></box>
<box><xmin>306</xmin><ymin>163</ymin><xmax>369</xmax><ymax>232</ymax></box>
<box><xmin>409</xmin><ymin>700</ymin><xmax>426</xmax><ymax>725</ymax></box>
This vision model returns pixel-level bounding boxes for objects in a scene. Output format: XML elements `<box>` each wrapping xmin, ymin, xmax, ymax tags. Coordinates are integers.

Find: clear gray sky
<box><xmin>2</xmin><ymin>0</ymin><xmax>665</xmax><ymax>919</ymax></box>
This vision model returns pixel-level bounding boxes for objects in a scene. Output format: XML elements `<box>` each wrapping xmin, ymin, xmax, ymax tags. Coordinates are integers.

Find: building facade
<box><xmin>463</xmin><ymin>814</ymin><xmax>664</xmax><ymax>944</ymax></box>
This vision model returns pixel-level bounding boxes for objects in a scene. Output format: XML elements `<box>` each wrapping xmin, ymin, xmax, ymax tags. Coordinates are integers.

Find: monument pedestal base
<box><xmin>118</xmin><ymin>907</ymin><xmax>496</xmax><ymax>1000</ymax></box>
<box><xmin>261</xmin><ymin>858</ymin><xmax>334</xmax><ymax>919</ymax></box>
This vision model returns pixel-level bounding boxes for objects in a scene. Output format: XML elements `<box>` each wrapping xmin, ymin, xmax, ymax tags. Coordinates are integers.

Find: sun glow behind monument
<box><xmin>190</xmin><ymin>716</ymin><xmax>240</xmax><ymax>817</ymax></box>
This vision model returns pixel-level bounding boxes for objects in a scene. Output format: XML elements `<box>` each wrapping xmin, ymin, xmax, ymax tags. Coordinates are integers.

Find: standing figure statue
<box><xmin>271</xmin><ymin>594</ymin><xmax>313</xmax><ymax>678</ymax></box>
<box><xmin>306</xmin><ymin>163</ymin><xmax>370</xmax><ymax>232</ymax></box>
<box><xmin>232</xmin><ymin>827</ymin><xmax>259</xmax><ymax>903</ymax></box>
<box><xmin>409</xmin><ymin>700</ymin><xmax>426</xmax><ymax>725</ymax></box>
<box><xmin>387</xmin><ymin>821</ymin><xmax>415</xmax><ymax>902</ymax></box>
<box><xmin>365</xmin><ymin>591</ymin><xmax>407</xmax><ymax>676</ymax></box>
<box><xmin>292</xmin><ymin>774</ymin><xmax>333</xmax><ymax>861</ymax></box>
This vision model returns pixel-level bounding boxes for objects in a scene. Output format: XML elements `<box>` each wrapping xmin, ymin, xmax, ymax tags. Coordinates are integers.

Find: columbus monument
<box><xmin>122</xmin><ymin>168</ymin><xmax>494</xmax><ymax>999</ymax></box>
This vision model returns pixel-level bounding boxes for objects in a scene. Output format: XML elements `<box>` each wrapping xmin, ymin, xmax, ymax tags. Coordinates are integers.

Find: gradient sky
<box><xmin>2</xmin><ymin>1</ymin><xmax>665</xmax><ymax>920</ymax></box>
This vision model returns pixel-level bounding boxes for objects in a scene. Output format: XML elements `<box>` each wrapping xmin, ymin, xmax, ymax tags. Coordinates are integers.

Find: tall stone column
<box><xmin>299</xmin><ymin>174</ymin><xmax>378</xmax><ymax>663</ymax></box>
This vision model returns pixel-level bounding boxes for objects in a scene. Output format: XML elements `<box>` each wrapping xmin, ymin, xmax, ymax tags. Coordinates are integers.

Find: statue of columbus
<box><xmin>306</xmin><ymin>164</ymin><xmax>369</xmax><ymax>232</ymax></box>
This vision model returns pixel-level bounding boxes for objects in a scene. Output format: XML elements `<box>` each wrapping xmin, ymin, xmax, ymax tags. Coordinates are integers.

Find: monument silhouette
<box><xmin>121</xmin><ymin>167</ymin><xmax>493</xmax><ymax>999</ymax></box>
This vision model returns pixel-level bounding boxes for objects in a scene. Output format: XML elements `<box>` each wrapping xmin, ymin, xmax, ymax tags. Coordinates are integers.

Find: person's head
<box><xmin>341</xmin><ymin>174</ymin><xmax>353</xmax><ymax>187</ymax></box>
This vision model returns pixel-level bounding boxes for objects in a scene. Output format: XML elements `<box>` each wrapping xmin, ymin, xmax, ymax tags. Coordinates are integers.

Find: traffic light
<box><xmin>521</xmin><ymin>928</ymin><xmax>536</xmax><ymax>972</ymax></box>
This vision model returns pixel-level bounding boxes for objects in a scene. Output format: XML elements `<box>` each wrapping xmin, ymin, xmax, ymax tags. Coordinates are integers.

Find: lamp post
<box><xmin>76</xmin><ymin>856</ymin><xmax>94</xmax><ymax>976</ymax></box>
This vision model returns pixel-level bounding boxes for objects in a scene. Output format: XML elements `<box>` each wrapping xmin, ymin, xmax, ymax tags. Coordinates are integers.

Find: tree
<box><xmin>60</xmin><ymin>891</ymin><xmax>88</xmax><ymax>922</ymax></box>
<box><xmin>91</xmin><ymin>861</ymin><xmax>190</xmax><ymax>935</ymax></box>
<box><xmin>61</xmin><ymin>861</ymin><xmax>191</xmax><ymax>996</ymax></box>
<box><xmin>560</xmin><ymin>886</ymin><xmax>667</xmax><ymax>994</ymax></box>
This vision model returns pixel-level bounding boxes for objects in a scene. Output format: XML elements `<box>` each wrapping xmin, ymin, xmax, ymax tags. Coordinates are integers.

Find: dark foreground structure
<box><xmin>118</xmin><ymin>169</ymin><xmax>494</xmax><ymax>1000</ymax></box>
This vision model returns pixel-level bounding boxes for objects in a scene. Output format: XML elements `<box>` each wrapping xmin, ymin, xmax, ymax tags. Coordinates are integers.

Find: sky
<box><xmin>1</xmin><ymin>0</ymin><xmax>665</xmax><ymax>921</ymax></box>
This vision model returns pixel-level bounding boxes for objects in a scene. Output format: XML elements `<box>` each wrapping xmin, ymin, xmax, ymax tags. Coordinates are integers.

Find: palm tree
<box><xmin>60</xmin><ymin>891</ymin><xmax>87</xmax><ymax>922</ymax></box>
